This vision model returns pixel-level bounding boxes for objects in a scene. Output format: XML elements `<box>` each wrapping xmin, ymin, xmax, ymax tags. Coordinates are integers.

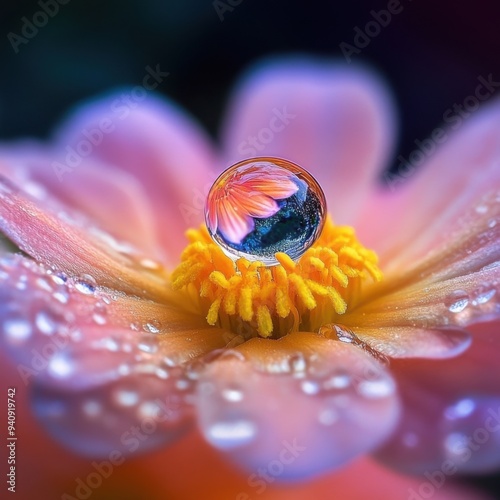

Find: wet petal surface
<box><xmin>195</xmin><ymin>333</ymin><xmax>400</xmax><ymax>479</ymax></box>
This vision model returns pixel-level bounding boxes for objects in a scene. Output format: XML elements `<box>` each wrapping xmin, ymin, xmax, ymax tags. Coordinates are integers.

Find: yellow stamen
<box><xmin>170</xmin><ymin>216</ymin><xmax>382</xmax><ymax>339</ymax></box>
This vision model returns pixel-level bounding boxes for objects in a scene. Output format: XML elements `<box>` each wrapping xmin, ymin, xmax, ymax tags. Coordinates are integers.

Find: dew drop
<box><xmin>288</xmin><ymin>352</ymin><xmax>307</xmax><ymax>375</ymax></box>
<box><xmin>114</xmin><ymin>389</ymin><xmax>139</xmax><ymax>407</ymax></box>
<box><xmin>143</xmin><ymin>320</ymin><xmax>161</xmax><ymax>334</ymax></box>
<box><xmin>204</xmin><ymin>157</ymin><xmax>326</xmax><ymax>266</ymax></box>
<box><xmin>48</xmin><ymin>353</ymin><xmax>74</xmax><ymax>378</ymax></box>
<box><xmin>36</xmin><ymin>277</ymin><xmax>53</xmax><ymax>292</ymax></box>
<box><xmin>130</xmin><ymin>322</ymin><xmax>140</xmax><ymax>332</ymax></box>
<box><xmin>53</xmin><ymin>290</ymin><xmax>69</xmax><ymax>304</ymax></box>
<box><xmin>445</xmin><ymin>290</ymin><xmax>470</xmax><ymax>313</ymax></box>
<box><xmin>175</xmin><ymin>379</ymin><xmax>190</xmax><ymax>391</ymax></box>
<box><xmin>92</xmin><ymin>313</ymin><xmax>107</xmax><ymax>326</ymax></box>
<box><xmin>82</xmin><ymin>400</ymin><xmax>102</xmax><ymax>418</ymax></box>
<box><xmin>35</xmin><ymin>311</ymin><xmax>57</xmax><ymax>335</ymax></box>
<box><xmin>301</xmin><ymin>379</ymin><xmax>321</xmax><ymax>396</ymax></box>
<box><xmin>3</xmin><ymin>318</ymin><xmax>32</xmax><ymax>344</ymax></box>
<box><xmin>51</xmin><ymin>272</ymin><xmax>68</xmax><ymax>285</ymax></box>
<box><xmin>74</xmin><ymin>275</ymin><xmax>97</xmax><ymax>295</ymax></box>
<box><xmin>139</xmin><ymin>258</ymin><xmax>161</xmax><ymax>270</ymax></box>
<box><xmin>222</xmin><ymin>387</ymin><xmax>244</xmax><ymax>403</ymax></box>
<box><xmin>471</xmin><ymin>285</ymin><xmax>496</xmax><ymax>306</ymax></box>
<box><xmin>357</xmin><ymin>377</ymin><xmax>395</xmax><ymax>399</ymax></box>
<box><xmin>475</xmin><ymin>204</ymin><xmax>488</xmax><ymax>214</ymax></box>
<box><xmin>323</xmin><ymin>372</ymin><xmax>351</xmax><ymax>390</ymax></box>
<box><xmin>318</xmin><ymin>408</ymin><xmax>338</xmax><ymax>426</ymax></box>
<box><xmin>137</xmin><ymin>337</ymin><xmax>158</xmax><ymax>354</ymax></box>
<box><xmin>206</xmin><ymin>420</ymin><xmax>257</xmax><ymax>449</ymax></box>
<box><xmin>444</xmin><ymin>398</ymin><xmax>476</xmax><ymax>420</ymax></box>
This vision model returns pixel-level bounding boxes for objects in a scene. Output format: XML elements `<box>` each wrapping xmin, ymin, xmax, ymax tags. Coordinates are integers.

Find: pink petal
<box><xmin>195</xmin><ymin>333</ymin><xmax>400</xmax><ymax>479</ymax></box>
<box><xmin>356</xmin><ymin>98</ymin><xmax>500</xmax><ymax>269</ymax></box>
<box><xmin>0</xmin><ymin>141</ymin><xmax>162</xmax><ymax>259</ymax></box>
<box><xmin>52</xmin><ymin>91</ymin><xmax>218</xmax><ymax>261</ymax></box>
<box><xmin>0</xmin><ymin>254</ymin><xmax>230</xmax><ymax>392</ymax></box>
<box><xmin>217</xmin><ymin>197</ymin><xmax>255</xmax><ymax>244</ymax></box>
<box><xmin>0</xmin><ymin>254</ymin><xmax>233</xmax><ymax>458</ymax></box>
<box><xmin>0</xmin><ymin>176</ymin><xmax>170</xmax><ymax>302</ymax></box>
<box><xmin>348</xmin><ymin>190</ymin><xmax>500</xmax><ymax>334</ymax></box>
<box><xmin>221</xmin><ymin>58</ymin><xmax>396</xmax><ymax>224</ymax></box>
<box><xmin>377</xmin><ymin>320</ymin><xmax>500</xmax><ymax>475</ymax></box>
<box><xmin>230</xmin><ymin>188</ymin><xmax>280</xmax><ymax>218</ymax></box>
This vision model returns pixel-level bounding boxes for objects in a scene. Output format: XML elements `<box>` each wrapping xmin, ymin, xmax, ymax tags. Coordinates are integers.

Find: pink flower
<box><xmin>0</xmin><ymin>58</ymin><xmax>498</xmax><ymax>498</ymax></box>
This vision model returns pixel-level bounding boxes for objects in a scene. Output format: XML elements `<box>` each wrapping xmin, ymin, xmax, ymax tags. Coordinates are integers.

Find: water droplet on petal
<box><xmin>35</xmin><ymin>311</ymin><xmax>57</xmax><ymax>335</ymax></box>
<box><xmin>139</xmin><ymin>258</ymin><xmax>161</xmax><ymax>270</ymax></box>
<box><xmin>222</xmin><ymin>387</ymin><xmax>244</xmax><ymax>403</ymax></box>
<box><xmin>74</xmin><ymin>275</ymin><xmax>97</xmax><ymax>295</ymax></box>
<box><xmin>137</xmin><ymin>337</ymin><xmax>158</xmax><ymax>354</ymax></box>
<box><xmin>48</xmin><ymin>353</ymin><xmax>74</xmax><ymax>378</ymax></box>
<box><xmin>471</xmin><ymin>285</ymin><xmax>496</xmax><ymax>306</ymax></box>
<box><xmin>92</xmin><ymin>313</ymin><xmax>107</xmax><ymax>326</ymax></box>
<box><xmin>444</xmin><ymin>398</ymin><xmax>476</xmax><ymax>420</ymax></box>
<box><xmin>301</xmin><ymin>379</ymin><xmax>321</xmax><ymax>396</ymax></box>
<box><xmin>357</xmin><ymin>377</ymin><xmax>395</xmax><ymax>399</ymax></box>
<box><xmin>82</xmin><ymin>400</ymin><xmax>102</xmax><ymax>418</ymax></box>
<box><xmin>318</xmin><ymin>408</ymin><xmax>338</xmax><ymax>426</ymax></box>
<box><xmin>323</xmin><ymin>372</ymin><xmax>351</xmax><ymax>390</ymax></box>
<box><xmin>114</xmin><ymin>389</ymin><xmax>139</xmax><ymax>407</ymax></box>
<box><xmin>205</xmin><ymin>157</ymin><xmax>326</xmax><ymax>266</ymax></box>
<box><xmin>288</xmin><ymin>352</ymin><xmax>307</xmax><ymax>376</ymax></box>
<box><xmin>3</xmin><ymin>318</ymin><xmax>32</xmax><ymax>344</ymax></box>
<box><xmin>143</xmin><ymin>320</ymin><xmax>161</xmax><ymax>334</ymax></box>
<box><xmin>445</xmin><ymin>290</ymin><xmax>470</xmax><ymax>313</ymax></box>
<box><xmin>53</xmin><ymin>290</ymin><xmax>69</xmax><ymax>304</ymax></box>
<box><xmin>206</xmin><ymin>420</ymin><xmax>257</xmax><ymax>449</ymax></box>
<box><xmin>475</xmin><ymin>204</ymin><xmax>488</xmax><ymax>214</ymax></box>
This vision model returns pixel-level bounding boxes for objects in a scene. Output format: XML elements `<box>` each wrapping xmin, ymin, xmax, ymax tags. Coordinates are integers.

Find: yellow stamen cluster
<box><xmin>170</xmin><ymin>217</ymin><xmax>382</xmax><ymax>339</ymax></box>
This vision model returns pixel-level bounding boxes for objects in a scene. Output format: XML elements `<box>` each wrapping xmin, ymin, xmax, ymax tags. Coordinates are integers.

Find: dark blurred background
<box><xmin>1</xmin><ymin>0</ymin><xmax>499</xmax><ymax>495</ymax></box>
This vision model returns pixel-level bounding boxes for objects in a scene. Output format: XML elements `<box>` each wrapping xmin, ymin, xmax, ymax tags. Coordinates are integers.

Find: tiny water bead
<box><xmin>205</xmin><ymin>157</ymin><xmax>326</xmax><ymax>266</ymax></box>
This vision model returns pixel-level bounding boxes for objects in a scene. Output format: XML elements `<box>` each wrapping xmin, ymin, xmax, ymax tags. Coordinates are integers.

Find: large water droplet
<box><xmin>445</xmin><ymin>290</ymin><xmax>469</xmax><ymax>313</ymax></box>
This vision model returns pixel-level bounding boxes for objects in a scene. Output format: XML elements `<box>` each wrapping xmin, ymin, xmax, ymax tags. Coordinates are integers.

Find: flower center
<box><xmin>170</xmin><ymin>216</ymin><xmax>382</xmax><ymax>339</ymax></box>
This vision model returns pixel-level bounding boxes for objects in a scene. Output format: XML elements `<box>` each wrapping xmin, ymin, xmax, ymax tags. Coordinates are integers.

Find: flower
<box><xmin>0</xmin><ymin>57</ymin><xmax>499</xmax><ymax>498</ymax></box>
